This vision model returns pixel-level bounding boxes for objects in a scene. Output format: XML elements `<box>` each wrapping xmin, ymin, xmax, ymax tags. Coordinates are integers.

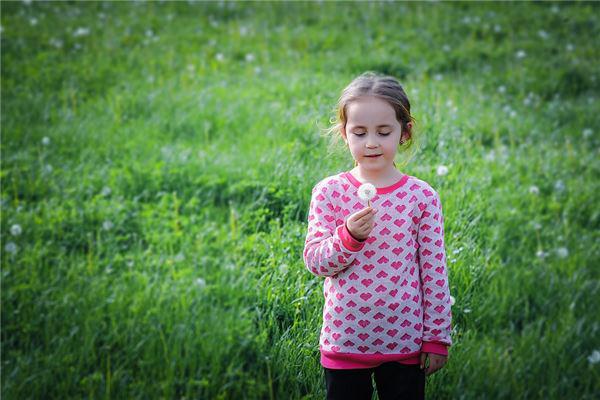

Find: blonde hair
<box><xmin>319</xmin><ymin>71</ymin><xmax>419</xmax><ymax>169</ymax></box>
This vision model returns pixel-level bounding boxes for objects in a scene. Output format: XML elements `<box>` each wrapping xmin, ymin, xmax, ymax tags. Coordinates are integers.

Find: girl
<box><xmin>303</xmin><ymin>72</ymin><xmax>452</xmax><ymax>400</ymax></box>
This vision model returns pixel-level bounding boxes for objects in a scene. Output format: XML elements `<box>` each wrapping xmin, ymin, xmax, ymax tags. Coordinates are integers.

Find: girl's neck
<box><xmin>350</xmin><ymin>165</ymin><xmax>404</xmax><ymax>187</ymax></box>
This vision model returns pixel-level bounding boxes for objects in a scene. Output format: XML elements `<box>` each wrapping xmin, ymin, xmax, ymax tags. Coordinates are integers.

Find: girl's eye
<box><xmin>379</xmin><ymin>132</ymin><xmax>391</xmax><ymax>136</ymax></box>
<box><xmin>353</xmin><ymin>132</ymin><xmax>366</xmax><ymax>136</ymax></box>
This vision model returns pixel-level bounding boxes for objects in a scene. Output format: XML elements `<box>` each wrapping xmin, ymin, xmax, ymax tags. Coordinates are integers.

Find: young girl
<box><xmin>303</xmin><ymin>72</ymin><xmax>452</xmax><ymax>400</ymax></box>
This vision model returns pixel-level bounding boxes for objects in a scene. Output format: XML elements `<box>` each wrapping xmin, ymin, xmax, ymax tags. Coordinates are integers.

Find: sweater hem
<box><xmin>320</xmin><ymin>349</ymin><xmax>422</xmax><ymax>369</ymax></box>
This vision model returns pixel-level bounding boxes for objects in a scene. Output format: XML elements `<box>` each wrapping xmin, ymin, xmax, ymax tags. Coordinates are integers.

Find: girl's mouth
<box><xmin>365</xmin><ymin>154</ymin><xmax>382</xmax><ymax>158</ymax></box>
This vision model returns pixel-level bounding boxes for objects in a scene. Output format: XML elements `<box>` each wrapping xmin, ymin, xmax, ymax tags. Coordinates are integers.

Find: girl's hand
<box><xmin>345</xmin><ymin>207</ymin><xmax>378</xmax><ymax>241</ymax></box>
<box><xmin>420</xmin><ymin>352</ymin><xmax>447</xmax><ymax>376</ymax></box>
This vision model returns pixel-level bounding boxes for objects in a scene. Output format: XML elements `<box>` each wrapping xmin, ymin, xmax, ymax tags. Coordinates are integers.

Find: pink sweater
<box><xmin>303</xmin><ymin>171</ymin><xmax>452</xmax><ymax>369</ymax></box>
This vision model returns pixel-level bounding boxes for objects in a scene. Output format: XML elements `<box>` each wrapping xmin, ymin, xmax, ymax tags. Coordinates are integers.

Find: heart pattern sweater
<box><xmin>303</xmin><ymin>171</ymin><xmax>453</xmax><ymax>369</ymax></box>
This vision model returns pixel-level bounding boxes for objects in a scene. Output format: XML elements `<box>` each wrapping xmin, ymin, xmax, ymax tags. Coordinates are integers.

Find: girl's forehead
<box><xmin>346</xmin><ymin>96</ymin><xmax>396</xmax><ymax>124</ymax></box>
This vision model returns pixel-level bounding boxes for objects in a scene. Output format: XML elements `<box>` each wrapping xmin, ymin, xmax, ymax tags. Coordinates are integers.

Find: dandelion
<box><xmin>101</xmin><ymin>186</ymin><xmax>112</xmax><ymax>196</ymax></box>
<box><xmin>102</xmin><ymin>220</ymin><xmax>114</xmax><ymax>231</ymax></box>
<box><xmin>4</xmin><ymin>242</ymin><xmax>18</xmax><ymax>255</ymax></box>
<box><xmin>174</xmin><ymin>252</ymin><xmax>185</xmax><ymax>262</ymax></box>
<box><xmin>566</xmin><ymin>43</ymin><xmax>574</xmax><ymax>52</ymax></box>
<box><xmin>126</xmin><ymin>260</ymin><xmax>134</xmax><ymax>268</ymax></box>
<box><xmin>187</xmin><ymin>64</ymin><xmax>195</xmax><ymax>72</ymax></box>
<box><xmin>532</xmin><ymin>222</ymin><xmax>541</xmax><ymax>230</ymax></box>
<box><xmin>215</xmin><ymin>52</ymin><xmax>224</xmax><ymax>62</ymax></box>
<box><xmin>509</xmin><ymin>110</ymin><xmax>517</xmax><ymax>118</ymax></box>
<box><xmin>245</xmin><ymin>53</ymin><xmax>255</xmax><ymax>62</ymax></box>
<box><xmin>436</xmin><ymin>165</ymin><xmax>449</xmax><ymax>176</ymax></box>
<box><xmin>537</xmin><ymin>30</ymin><xmax>549</xmax><ymax>40</ymax></box>
<box><xmin>43</xmin><ymin>164</ymin><xmax>53</xmax><ymax>174</ymax></box>
<box><xmin>145</xmin><ymin>29</ymin><xmax>154</xmax><ymax>38</ymax></box>
<box><xmin>588</xmin><ymin>350</ymin><xmax>600</xmax><ymax>365</ymax></box>
<box><xmin>442</xmin><ymin>44</ymin><xmax>451</xmax><ymax>52</ymax></box>
<box><xmin>463</xmin><ymin>308</ymin><xmax>472</xmax><ymax>313</ymax></box>
<box><xmin>493</xmin><ymin>24</ymin><xmax>501</xmax><ymax>33</ymax></box>
<box><xmin>357</xmin><ymin>183</ymin><xmax>376</xmax><ymax>207</ymax></box>
<box><xmin>239</xmin><ymin>25</ymin><xmax>248</xmax><ymax>36</ymax></box>
<box><xmin>434</xmin><ymin>73</ymin><xmax>443</xmax><ymax>81</ymax></box>
<box><xmin>10</xmin><ymin>224</ymin><xmax>22</xmax><ymax>236</ymax></box>
<box><xmin>42</xmin><ymin>136</ymin><xmax>50</xmax><ymax>145</ymax></box>
<box><xmin>450</xmin><ymin>295</ymin><xmax>455</xmax><ymax>306</ymax></box>
<box><xmin>105</xmin><ymin>264</ymin><xmax>113</xmax><ymax>274</ymax></box>
<box><xmin>582</xmin><ymin>128</ymin><xmax>593</xmax><ymax>138</ymax></box>
<box><xmin>73</xmin><ymin>27</ymin><xmax>90</xmax><ymax>37</ymax></box>
<box><xmin>195</xmin><ymin>277</ymin><xmax>206</xmax><ymax>288</ymax></box>
<box><xmin>536</xmin><ymin>249</ymin><xmax>547</xmax><ymax>259</ymax></box>
<box><xmin>49</xmin><ymin>38</ymin><xmax>63</xmax><ymax>49</ymax></box>
<box><xmin>22</xmin><ymin>0</ymin><xmax>32</xmax><ymax>5</ymax></box>
<box><xmin>279</xmin><ymin>263</ymin><xmax>289</xmax><ymax>274</ymax></box>
<box><xmin>254</xmin><ymin>66</ymin><xmax>262</xmax><ymax>75</ymax></box>
<box><xmin>551</xmin><ymin>4</ymin><xmax>560</xmax><ymax>13</ymax></box>
<box><xmin>29</xmin><ymin>17</ymin><xmax>38</xmax><ymax>26</ymax></box>
<box><xmin>515</xmin><ymin>50</ymin><xmax>526</xmax><ymax>59</ymax></box>
<box><xmin>485</xmin><ymin>150</ymin><xmax>496</xmax><ymax>162</ymax></box>
<box><xmin>556</xmin><ymin>247</ymin><xmax>569</xmax><ymax>259</ymax></box>
<box><xmin>498</xmin><ymin>85</ymin><xmax>506</xmax><ymax>94</ymax></box>
<box><xmin>529</xmin><ymin>185</ymin><xmax>539</xmax><ymax>195</ymax></box>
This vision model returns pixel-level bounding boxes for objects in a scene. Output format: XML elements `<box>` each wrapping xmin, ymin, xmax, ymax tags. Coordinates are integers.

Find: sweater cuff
<box><xmin>337</xmin><ymin>223</ymin><xmax>366</xmax><ymax>252</ymax></box>
<box><xmin>421</xmin><ymin>342</ymin><xmax>448</xmax><ymax>356</ymax></box>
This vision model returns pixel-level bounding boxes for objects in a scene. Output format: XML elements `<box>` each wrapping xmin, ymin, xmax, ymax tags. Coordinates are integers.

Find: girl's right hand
<box><xmin>345</xmin><ymin>207</ymin><xmax>378</xmax><ymax>241</ymax></box>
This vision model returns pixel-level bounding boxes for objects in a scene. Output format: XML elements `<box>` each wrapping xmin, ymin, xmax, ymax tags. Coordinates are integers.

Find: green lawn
<box><xmin>2</xmin><ymin>1</ymin><xmax>599</xmax><ymax>399</ymax></box>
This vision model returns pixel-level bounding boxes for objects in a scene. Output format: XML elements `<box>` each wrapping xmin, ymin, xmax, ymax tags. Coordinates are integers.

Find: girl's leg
<box><xmin>373</xmin><ymin>362</ymin><xmax>425</xmax><ymax>400</ymax></box>
<box><xmin>323</xmin><ymin>366</ymin><xmax>374</xmax><ymax>400</ymax></box>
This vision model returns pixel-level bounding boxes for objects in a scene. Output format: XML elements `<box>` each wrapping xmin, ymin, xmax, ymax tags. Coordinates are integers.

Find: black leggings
<box><xmin>324</xmin><ymin>362</ymin><xmax>425</xmax><ymax>400</ymax></box>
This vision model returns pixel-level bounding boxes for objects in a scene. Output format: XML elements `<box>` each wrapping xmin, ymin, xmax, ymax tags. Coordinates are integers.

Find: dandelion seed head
<box><xmin>4</xmin><ymin>242</ymin><xmax>18</xmax><ymax>254</ymax></box>
<box><xmin>588</xmin><ymin>350</ymin><xmax>600</xmax><ymax>365</ymax></box>
<box><xmin>195</xmin><ymin>277</ymin><xmax>206</xmax><ymax>288</ymax></box>
<box><xmin>436</xmin><ymin>165</ymin><xmax>449</xmax><ymax>176</ymax></box>
<box><xmin>556</xmin><ymin>247</ymin><xmax>569</xmax><ymax>259</ymax></box>
<box><xmin>515</xmin><ymin>50</ymin><xmax>526</xmax><ymax>59</ymax></box>
<box><xmin>10</xmin><ymin>224</ymin><xmax>22</xmax><ymax>236</ymax></box>
<box><xmin>102</xmin><ymin>220</ymin><xmax>114</xmax><ymax>231</ymax></box>
<box><xmin>529</xmin><ymin>185</ymin><xmax>539</xmax><ymax>195</ymax></box>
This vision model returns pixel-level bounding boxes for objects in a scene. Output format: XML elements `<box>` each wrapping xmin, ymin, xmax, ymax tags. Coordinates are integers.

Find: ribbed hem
<box><xmin>337</xmin><ymin>224</ymin><xmax>366</xmax><ymax>252</ymax></box>
<box><xmin>321</xmin><ymin>350</ymin><xmax>421</xmax><ymax>369</ymax></box>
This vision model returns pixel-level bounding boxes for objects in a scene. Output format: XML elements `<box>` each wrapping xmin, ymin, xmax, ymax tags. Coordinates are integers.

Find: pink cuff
<box><xmin>421</xmin><ymin>341</ymin><xmax>449</xmax><ymax>356</ymax></box>
<box><xmin>337</xmin><ymin>223</ymin><xmax>366</xmax><ymax>252</ymax></box>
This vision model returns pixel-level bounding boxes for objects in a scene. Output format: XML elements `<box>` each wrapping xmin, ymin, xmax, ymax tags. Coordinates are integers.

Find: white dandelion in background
<box><xmin>582</xmin><ymin>128</ymin><xmax>593</xmax><ymax>138</ymax></box>
<box><xmin>101</xmin><ymin>186</ymin><xmax>112</xmax><ymax>196</ymax></box>
<box><xmin>215</xmin><ymin>53</ymin><xmax>224</xmax><ymax>62</ymax></box>
<box><xmin>245</xmin><ymin>53</ymin><xmax>255</xmax><ymax>62</ymax></box>
<box><xmin>532</xmin><ymin>222</ymin><xmax>542</xmax><ymax>230</ymax></box>
<box><xmin>494</xmin><ymin>24</ymin><xmax>501</xmax><ymax>33</ymax></box>
<box><xmin>239</xmin><ymin>25</ymin><xmax>248</xmax><ymax>36</ymax></box>
<box><xmin>279</xmin><ymin>263</ymin><xmax>289</xmax><ymax>274</ymax></box>
<box><xmin>485</xmin><ymin>150</ymin><xmax>496</xmax><ymax>162</ymax></box>
<box><xmin>436</xmin><ymin>165</ymin><xmax>449</xmax><ymax>176</ymax></box>
<box><xmin>556</xmin><ymin>247</ymin><xmax>569</xmax><ymax>259</ymax></box>
<box><xmin>43</xmin><ymin>164</ymin><xmax>53</xmax><ymax>174</ymax></box>
<box><xmin>102</xmin><ymin>220</ymin><xmax>114</xmax><ymax>231</ymax></box>
<box><xmin>254</xmin><ymin>66</ymin><xmax>262</xmax><ymax>75</ymax></box>
<box><xmin>358</xmin><ymin>183</ymin><xmax>376</xmax><ymax>207</ymax></box>
<box><xmin>498</xmin><ymin>85</ymin><xmax>506</xmax><ymax>94</ymax></box>
<box><xmin>174</xmin><ymin>252</ymin><xmax>185</xmax><ymax>262</ymax></box>
<box><xmin>73</xmin><ymin>27</ymin><xmax>90</xmax><ymax>37</ymax></box>
<box><xmin>588</xmin><ymin>350</ymin><xmax>600</xmax><ymax>365</ymax></box>
<box><xmin>22</xmin><ymin>0</ymin><xmax>32</xmax><ymax>5</ymax></box>
<box><xmin>30</xmin><ymin>17</ymin><xmax>38</xmax><ymax>26</ymax></box>
<box><xmin>49</xmin><ymin>38</ymin><xmax>63</xmax><ymax>49</ymax></box>
<box><xmin>515</xmin><ymin>50</ymin><xmax>526</xmax><ymax>59</ymax></box>
<box><xmin>463</xmin><ymin>308</ymin><xmax>472</xmax><ymax>314</ymax></box>
<box><xmin>529</xmin><ymin>185</ymin><xmax>539</xmax><ymax>195</ymax></box>
<box><xmin>42</xmin><ymin>136</ymin><xmax>50</xmax><ymax>145</ymax></box>
<box><xmin>4</xmin><ymin>242</ymin><xmax>18</xmax><ymax>255</ymax></box>
<box><xmin>537</xmin><ymin>30</ymin><xmax>549</xmax><ymax>40</ymax></box>
<box><xmin>450</xmin><ymin>295</ymin><xmax>455</xmax><ymax>306</ymax></box>
<box><xmin>566</xmin><ymin>43</ymin><xmax>574</xmax><ymax>52</ymax></box>
<box><xmin>442</xmin><ymin>44</ymin><xmax>451</xmax><ymax>52</ymax></box>
<box><xmin>554</xmin><ymin>180</ymin><xmax>565</xmax><ymax>193</ymax></box>
<box><xmin>195</xmin><ymin>277</ymin><xmax>206</xmax><ymax>288</ymax></box>
<box><xmin>434</xmin><ymin>73</ymin><xmax>443</xmax><ymax>81</ymax></box>
<box><xmin>10</xmin><ymin>224</ymin><xmax>22</xmax><ymax>236</ymax></box>
<box><xmin>126</xmin><ymin>260</ymin><xmax>134</xmax><ymax>268</ymax></box>
<box><xmin>536</xmin><ymin>249</ymin><xmax>547</xmax><ymax>259</ymax></box>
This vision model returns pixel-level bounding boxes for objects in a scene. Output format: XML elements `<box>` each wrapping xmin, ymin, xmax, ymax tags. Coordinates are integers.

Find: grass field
<box><xmin>2</xmin><ymin>1</ymin><xmax>599</xmax><ymax>399</ymax></box>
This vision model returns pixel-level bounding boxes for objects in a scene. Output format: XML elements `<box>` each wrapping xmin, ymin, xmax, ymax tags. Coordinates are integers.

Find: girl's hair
<box><xmin>320</xmin><ymin>71</ymin><xmax>419</xmax><ymax>169</ymax></box>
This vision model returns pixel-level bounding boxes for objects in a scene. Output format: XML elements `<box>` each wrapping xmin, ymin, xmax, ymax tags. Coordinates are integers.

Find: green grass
<box><xmin>2</xmin><ymin>1</ymin><xmax>599</xmax><ymax>399</ymax></box>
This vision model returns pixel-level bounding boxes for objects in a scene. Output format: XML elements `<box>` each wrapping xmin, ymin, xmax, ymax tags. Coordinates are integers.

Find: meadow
<box><xmin>1</xmin><ymin>1</ymin><xmax>599</xmax><ymax>398</ymax></box>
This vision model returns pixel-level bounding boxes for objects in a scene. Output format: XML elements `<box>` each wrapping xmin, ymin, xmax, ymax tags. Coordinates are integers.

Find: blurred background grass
<box><xmin>1</xmin><ymin>1</ymin><xmax>599</xmax><ymax>399</ymax></box>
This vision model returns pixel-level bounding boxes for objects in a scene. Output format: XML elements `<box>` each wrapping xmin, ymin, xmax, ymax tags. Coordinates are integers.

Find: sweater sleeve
<box><xmin>417</xmin><ymin>189</ymin><xmax>453</xmax><ymax>354</ymax></box>
<box><xmin>303</xmin><ymin>181</ymin><xmax>366</xmax><ymax>278</ymax></box>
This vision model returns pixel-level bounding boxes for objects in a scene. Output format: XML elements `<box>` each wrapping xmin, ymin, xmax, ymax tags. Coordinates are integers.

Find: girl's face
<box><xmin>342</xmin><ymin>95</ymin><xmax>410</xmax><ymax>172</ymax></box>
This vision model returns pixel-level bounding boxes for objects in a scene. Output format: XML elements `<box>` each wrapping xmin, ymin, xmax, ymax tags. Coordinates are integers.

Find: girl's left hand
<box><xmin>420</xmin><ymin>352</ymin><xmax>447</xmax><ymax>376</ymax></box>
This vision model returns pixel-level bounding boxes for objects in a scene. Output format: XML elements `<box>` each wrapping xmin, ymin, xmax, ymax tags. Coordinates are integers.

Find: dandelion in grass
<box><xmin>239</xmin><ymin>25</ymin><xmax>248</xmax><ymax>36</ymax></box>
<box><xmin>358</xmin><ymin>183</ymin><xmax>376</xmax><ymax>207</ymax></box>
<box><xmin>582</xmin><ymin>128</ymin><xmax>593</xmax><ymax>138</ymax></box>
<box><xmin>442</xmin><ymin>44</ymin><xmax>451</xmax><ymax>52</ymax></box>
<box><xmin>49</xmin><ymin>38</ymin><xmax>63</xmax><ymax>49</ymax></box>
<box><xmin>434</xmin><ymin>74</ymin><xmax>443</xmax><ymax>81</ymax></box>
<box><xmin>43</xmin><ymin>164</ymin><xmax>53</xmax><ymax>174</ymax></box>
<box><xmin>532</xmin><ymin>222</ymin><xmax>542</xmax><ymax>230</ymax></box>
<box><xmin>22</xmin><ymin>0</ymin><xmax>32</xmax><ymax>5</ymax></box>
<box><xmin>554</xmin><ymin>180</ymin><xmax>565</xmax><ymax>193</ymax></box>
<box><xmin>245</xmin><ymin>53</ymin><xmax>255</xmax><ymax>62</ymax></box>
<box><xmin>195</xmin><ymin>277</ymin><xmax>206</xmax><ymax>289</ymax></box>
<box><xmin>537</xmin><ymin>30</ymin><xmax>549</xmax><ymax>40</ymax></box>
<box><xmin>450</xmin><ymin>296</ymin><xmax>455</xmax><ymax>306</ymax></box>
<box><xmin>463</xmin><ymin>308</ymin><xmax>471</xmax><ymax>314</ymax></box>
<box><xmin>174</xmin><ymin>252</ymin><xmax>185</xmax><ymax>263</ymax></box>
<box><xmin>4</xmin><ymin>242</ymin><xmax>18</xmax><ymax>255</ymax></box>
<box><xmin>254</xmin><ymin>66</ymin><xmax>262</xmax><ymax>75</ymax></box>
<box><xmin>73</xmin><ymin>27</ymin><xmax>90</xmax><ymax>37</ymax></box>
<box><xmin>588</xmin><ymin>350</ymin><xmax>600</xmax><ymax>365</ymax></box>
<box><xmin>529</xmin><ymin>185</ymin><xmax>539</xmax><ymax>195</ymax></box>
<box><xmin>436</xmin><ymin>165</ymin><xmax>449</xmax><ymax>176</ymax></box>
<box><xmin>30</xmin><ymin>17</ymin><xmax>38</xmax><ymax>26</ymax></box>
<box><xmin>566</xmin><ymin>43</ymin><xmax>574</xmax><ymax>52</ymax></box>
<box><xmin>536</xmin><ymin>249</ymin><xmax>547</xmax><ymax>259</ymax></box>
<box><xmin>42</xmin><ymin>136</ymin><xmax>51</xmax><ymax>145</ymax></box>
<box><xmin>10</xmin><ymin>224</ymin><xmax>22</xmax><ymax>236</ymax></box>
<box><xmin>515</xmin><ymin>50</ymin><xmax>526</xmax><ymax>59</ymax></box>
<box><xmin>497</xmin><ymin>85</ymin><xmax>506</xmax><ymax>94</ymax></box>
<box><xmin>556</xmin><ymin>247</ymin><xmax>569</xmax><ymax>259</ymax></box>
<box><xmin>101</xmin><ymin>186</ymin><xmax>112</xmax><ymax>196</ymax></box>
<box><xmin>215</xmin><ymin>53</ymin><xmax>224</xmax><ymax>62</ymax></box>
<box><xmin>279</xmin><ymin>263</ymin><xmax>289</xmax><ymax>274</ymax></box>
<box><xmin>102</xmin><ymin>220</ymin><xmax>114</xmax><ymax>231</ymax></box>
<box><xmin>494</xmin><ymin>24</ymin><xmax>501</xmax><ymax>33</ymax></box>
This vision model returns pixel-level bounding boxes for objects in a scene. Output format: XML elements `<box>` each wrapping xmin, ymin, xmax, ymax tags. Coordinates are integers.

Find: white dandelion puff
<box><xmin>239</xmin><ymin>25</ymin><xmax>248</xmax><ymax>36</ymax></box>
<box><xmin>254</xmin><ymin>66</ymin><xmax>262</xmax><ymax>75</ymax></box>
<box><xmin>582</xmin><ymin>128</ymin><xmax>593</xmax><ymax>138</ymax></box>
<box><xmin>4</xmin><ymin>242</ymin><xmax>18</xmax><ymax>255</ymax></box>
<box><xmin>245</xmin><ymin>53</ymin><xmax>255</xmax><ymax>62</ymax></box>
<box><xmin>532</xmin><ymin>222</ymin><xmax>542</xmax><ymax>230</ymax></box>
<box><xmin>29</xmin><ymin>17</ymin><xmax>38</xmax><ymax>26</ymax></box>
<box><xmin>556</xmin><ymin>247</ymin><xmax>569</xmax><ymax>259</ymax></box>
<box><xmin>463</xmin><ymin>308</ymin><xmax>472</xmax><ymax>314</ymax></box>
<box><xmin>357</xmin><ymin>183</ymin><xmax>376</xmax><ymax>206</ymax></box>
<box><xmin>73</xmin><ymin>27</ymin><xmax>90</xmax><ymax>37</ymax></box>
<box><xmin>10</xmin><ymin>224</ymin><xmax>22</xmax><ymax>236</ymax></box>
<box><xmin>195</xmin><ymin>277</ymin><xmax>206</xmax><ymax>288</ymax></box>
<box><xmin>450</xmin><ymin>295</ymin><xmax>455</xmax><ymax>306</ymax></box>
<box><xmin>215</xmin><ymin>52</ymin><xmax>224</xmax><ymax>62</ymax></box>
<box><xmin>529</xmin><ymin>185</ymin><xmax>539</xmax><ymax>195</ymax></box>
<box><xmin>536</xmin><ymin>249</ymin><xmax>547</xmax><ymax>259</ymax></box>
<box><xmin>537</xmin><ymin>30</ymin><xmax>549</xmax><ymax>40</ymax></box>
<box><xmin>101</xmin><ymin>186</ymin><xmax>112</xmax><ymax>196</ymax></box>
<box><xmin>498</xmin><ymin>85</ymin><xmax>506</xmax><ymax>94</ymax></box>
<box><xmin>102</xmin><ymin>220</ymin><xmax>114</xmax><ymax>231</ymax></box>
<box><xmin>42</xmin><ymin>136</ymin><xmax>51</xmax><ymax>145</ymax></box>
<box><xmin>43</xmin><ymin>164</ymin><xmax>53</xmax><ymax>174</ymax></box>
<box><xmin>436</xmin><ymin>165</ymin><xmax>449</xmax><ymax>176</ymax></box>
<box><xmin>554</xmin><ymin>180</ymin><xmax>565</xmax><ymax>193</ymax></box>
<box><xmin>434</xmin><ymin>73</ymin><xmax>443</xmax><ymax>81</ymax></box>
<box><xmin>442</xmin><ymin>44</ymin><xmax>451</xmax><ymax>52</ymax></box>
<box><xmin>588</xmin><ymin>350</ymin><xmax>600</xmax><ymax>365</ymax></box>
<box><xmin>49</xmin><ymin>38</ymin><xmax>63</xmax><ymax>49</ymax></box>
<box><xmin>494</xmin><ymin>24</ymin><xmax>501</xmax><ymax>33</ymax></box>
<box><xmin>515</xmin><ymin>50</ymin><xmax>526</xmax><ymax>59</ymax></box>
<box><xmin>22</xmin><ymin>0</ymin><xmax>32</xmax><ymax>5</ymax></box>
<box><xmin>566</xmin><ymin>43</ymin><xmax>574</xmax><ymax>52</ymax></box>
